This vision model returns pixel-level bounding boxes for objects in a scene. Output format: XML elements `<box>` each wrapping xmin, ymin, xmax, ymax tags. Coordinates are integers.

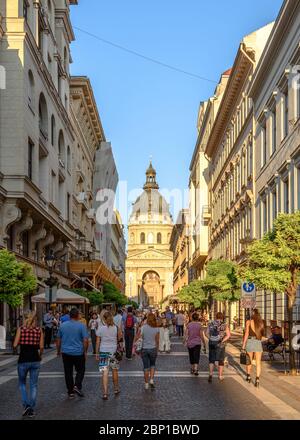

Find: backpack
<box><xmin>209</xmin><ymin>321</ymin><xmax>221</xmax><ymax>342</ymax></box>
<box><xmin>125</xmin><ymin>314</ymin><xmax>134</xmax><ymax>329</ymax></box>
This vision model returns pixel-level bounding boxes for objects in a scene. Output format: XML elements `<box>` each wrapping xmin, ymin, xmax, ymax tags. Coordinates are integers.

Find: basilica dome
<box><xmin>129</xmin><ymin>162</ymin><xmax>173</xmax><ymax>225</ymax></box>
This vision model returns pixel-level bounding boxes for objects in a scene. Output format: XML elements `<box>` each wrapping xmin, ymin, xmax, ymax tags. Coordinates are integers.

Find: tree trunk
<box><xmin>287</xmin><ymin>292</ymin><xmax>297</xmax><ymax>375</ymax></box>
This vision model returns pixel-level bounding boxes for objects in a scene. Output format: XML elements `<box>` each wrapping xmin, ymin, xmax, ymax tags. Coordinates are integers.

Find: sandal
<box><xmin>102</xmin><ymin>394</ymin><xmax>108</xmax><ymax>400</ymax></box>
<box><xmin>114</xmin><ymin>389</ymin><xmax>121</xmax><ymax>395</ymax></box>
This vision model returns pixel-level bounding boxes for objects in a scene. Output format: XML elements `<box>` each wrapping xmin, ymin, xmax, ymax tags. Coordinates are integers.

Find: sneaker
<box><xmin>28</xmin><ymin>408</ymin><xmax>35</xmax><ymax>418</ymax></box>
<box><xmin>144</xmin><ymin>383</ymin><xmax>149</xmax><ymax>390</ymax></box>
<box><xmin>22</xmin><ymin>405</ymin><xmax>31</xmax><ymax>417</ymax></box>
<box><xmin>73</xmin><ymin>386</ymin><xmax>84</xmax><ymax>397</ymax></box>
<box><xmin>149</xmin><ymin>380</ymin><xmax>155</xmax><ymax>390</ymax></box>
<box><xmin>68</xmin><ymin>392</ymin><xmax>75</xmax><ymax>399</ymax></box>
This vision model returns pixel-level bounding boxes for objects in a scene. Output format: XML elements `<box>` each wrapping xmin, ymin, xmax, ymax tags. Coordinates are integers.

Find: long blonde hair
<box><xmin>23</xmin><ymin>311</ymin><xmax>37</xmax><ymax>328</ymax></box>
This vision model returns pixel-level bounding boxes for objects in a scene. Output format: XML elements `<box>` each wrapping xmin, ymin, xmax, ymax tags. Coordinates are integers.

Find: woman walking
<box><xmin>242</xmin><ymin>309</ymin><xmax>264</xmax><ymax>388</ymax></box>
<box><xmin>89</xmin><ymin>312</ymin><xmax>99</xmax><ymax>354</ymax></box>
<box><xmin>185</xmin><ymin>312</ymin><xmax>206</xmax><ymax>375</ymax></box>
<box><xmin>135</xmin><ymin>313</ymin><xmax>160</xmax><ymax>390</ymax></box>
<box><xmin>95</xmin><ymin>311</ymin><xmax>123</xmax><ymax>400</ymax></box>
<box><xmin>13</xmin><ymin>311</ymin><xmax>44</xmax><ymax>417</ymax></box>
<box><xmin>207</xmin><ymin>312</ymin><xmax>230</xmax><ymax>382</ymax></box>
<box><xmin>158</xmin><ymin>312</ymin><xmax>171</xmax><ymax>353</ymax></box>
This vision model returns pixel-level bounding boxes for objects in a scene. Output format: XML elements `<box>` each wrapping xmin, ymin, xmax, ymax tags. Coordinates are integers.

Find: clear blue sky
<box><xmin>70</xmin><ymin>0</ymin><xmax>283</xmax><ymax>221</ymax></box>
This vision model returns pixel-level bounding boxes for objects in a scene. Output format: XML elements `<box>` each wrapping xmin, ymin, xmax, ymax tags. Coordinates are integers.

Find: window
<box><xmin>51</xmin><ymin>115</ymin><xmax>55</xmax><ymax>146</ymax></box>
<box><xmin>272</xmin><ymin>189</ymin><xmax>277</xmax><ymax>222</ymax></box>
<box><xmin>21</xmin><ymin>231</ymin><xmax>29</xmax><ymax>257</ymax></box>
<box><xmin>283</xmin><ymin>90</ymin><xmax>289</xmax><ymax>139</ymax></box>
<box><xmin>28</xmin><ymin>139</ymin><xmax>34</xmax><ymax>180</ymax></box>
<box><xmin>272</xmin><ymin>110</ymin><xmax>276</xmax><ymax>154</ymax></box>
<box><xmin>283</xmin><ymin>179</ymin><xmax>289</xmax><ymax>213</ymax></box>
<box><xmin>67</xmin><ymin>146</ymin><xmax>71</xmax><ymax>172</ymax></box>
<box><xmin>39</xmin><ymin>93</ymin><xmax>48</xmax><ymax>139</ymax></box>
<box><xmin>67</xmin><ymin>193</ymin><xmax>70</xmax><ymax>221</ymax></box>
<box><xmin>58</xmin><ymin>130</ymin><xmax>65</xmax><ymax>165</ymax></box>
<box><xmin>28</xmin><ymin>70</ymin><xmax>35</xmax><ymax>108</ymax></box>
<box><xmin>261</xmin><ymin>198</ymin><xmax>267</xmax><ymax>237</ymax></box>
<box><xmin>23</xmin><ymin>0</ymin><xmax>29</xmax><ymax>21</ymax></box>
<box><xmin>157</xmin><ymin>233</ymin><xmax>162</xmax><ymax>244</ymax></box>
<box><xmin>261</xmin><ymin>121</ymin><xmax>267</xmax><ymax>167</ymax></box>
<box><xmin>140</xmin><ymin>233</ymin><xmax>145</xmax><ymax>244</ymax></box>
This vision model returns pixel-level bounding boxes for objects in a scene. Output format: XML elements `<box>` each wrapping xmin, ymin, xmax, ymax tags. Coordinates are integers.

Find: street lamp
<box><xmin>44</xmin><ymin>251</ymin><xmax>57</xmax><ymax>308</ymax></box>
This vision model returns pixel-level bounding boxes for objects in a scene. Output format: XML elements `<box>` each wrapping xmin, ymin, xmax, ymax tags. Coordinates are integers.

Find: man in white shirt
<box><xmin>113</xmin><ymin>309</ymin><xmax>123</xmax><ymax>331</ymax></box>
<box><xmin>176</xmin><ymin>311</ymin><xmax>185</xmax><ymax>337</ymax></box>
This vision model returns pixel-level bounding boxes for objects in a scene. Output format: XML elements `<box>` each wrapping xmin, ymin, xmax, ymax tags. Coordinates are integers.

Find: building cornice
<box><xmin>205</xmin><ymin>45</ymin><xmax>253</xmax><ymax>158</ymax></box>
<box><xmin>70</xmin><ymin>76</ymin><xmax>106</xmax><ymax>148</ymax></box>
<box><xmin>249</xmin><ymin>0</ymin><xmax>300</xmax><ymax>100</ymax></box>
<box><xmin>0</xmin><ymin>14</ymin><xmax>4</xmax><ymax>39</ymax></box>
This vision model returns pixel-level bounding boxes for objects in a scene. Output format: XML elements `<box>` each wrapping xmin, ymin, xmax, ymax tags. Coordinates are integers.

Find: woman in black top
<box><xmin>13</xmin><ymin>311</ymin><xmax>44</xmax><ymax>418</ymax></box>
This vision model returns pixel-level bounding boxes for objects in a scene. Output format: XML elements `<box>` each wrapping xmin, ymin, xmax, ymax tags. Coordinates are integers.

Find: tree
<box><xmin>178</xmin><ymin>280</ymin><xmax>206</xmax><ymax>309</ymax></box>
<box><xmin>103</xmin><ymin>282</ymin><xmax>128</xmax><ymax>307</ymax></box>
<box><xmin>202</xmin><ymin>260</ymin><xmax>241</xmax><ymax>318</ymax></box>
<box><xmin>0</xmin><ymin>249</ymin><xmax>37</xmax><ymax>332</ymax></box>
<box><xmin>242</xmin><ymin>212</ymin><xmax>300</xmax><ymax>374</ymax></box>
<box><xmin>71</xmin><ymin>288</ymin><xmax>104</xmax><ymax>307</ymax></box>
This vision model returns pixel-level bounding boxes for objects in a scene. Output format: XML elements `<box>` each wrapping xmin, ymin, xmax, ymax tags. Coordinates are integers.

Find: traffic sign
<box><xmin>241</xmin><ymin>297</ymin><xmax>257</xmax><ymax>309</ymax></box>
<box><xmin>241</xmin><ymin>282</ymin><xmax>256</xmax><ymax>298</ymax></box>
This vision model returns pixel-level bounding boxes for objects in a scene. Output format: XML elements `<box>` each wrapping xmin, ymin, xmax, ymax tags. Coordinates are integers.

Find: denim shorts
<box><xmin>209</xmin><ymin>341</ymin><xmax>225</xmax><ymax>366</ymax></box>
<box><xmin>141</xmin><ymin>348</ymin><xmax>157</xmax><ymax>371</ymax></box>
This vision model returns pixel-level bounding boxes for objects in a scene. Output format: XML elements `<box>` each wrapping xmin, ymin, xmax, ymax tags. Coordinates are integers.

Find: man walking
<box><xmin>122</xmin><ymin>307</ymin><xmax>137</xmax><ymax>360</ymax></box>
<box><xmin>175</xmin><ymin>310</ymin><xmax>185</xmax><ymax>337</ymax></box>
<box><xmin>43</xmin><ymin>310</ymin><xmax>56</xmax><ymax>349</ymax></box>
<box><xmin>56</xmin><ymin>308</ymin><xmax>89</xmax><ymax>398</ymax></box>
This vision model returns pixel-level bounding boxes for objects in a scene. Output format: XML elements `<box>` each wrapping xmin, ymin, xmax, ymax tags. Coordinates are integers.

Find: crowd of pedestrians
<box><xmin>13</xmin><ymin>304</ymin><xmax>266</xmax><ymax>417</ymax></box>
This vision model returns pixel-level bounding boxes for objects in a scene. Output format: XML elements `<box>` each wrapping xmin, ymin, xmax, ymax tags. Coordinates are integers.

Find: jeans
<box><xmin>44</xmin><ymin>327</ymin><xmax>53</xmax><ymax>348</ymax></box>
<box><xmin>91</xmin><ymin>329</ymin><xmax>97</xmax><ymax>354</ymax></box>
<box><xmin>141</xmin><ymin>348</ymin><xmax>158</xmax><ymax>371</ymax></box>
<box><xmin>125</xmin><ymin>328</ymin><xmax>135</xmax><ymax>359</ymax></box>
<box><xmin>188</xmin><ymin>345</ymin><xmax>201</xmax><ymax>365</ymax></box>
<box><xmin>177</xmin><ymin>325</ymin><xmax>184</xmax><ymax>337</ymax></box>
<box><xmin>18</xmin><ymin>362</ymin><xmax>40</xmax><ymax>409</ymax></box>
<box><xmin>62</xmin><ymin>353</ymin><xmax>85</xmax><ymax>394</ymax></box>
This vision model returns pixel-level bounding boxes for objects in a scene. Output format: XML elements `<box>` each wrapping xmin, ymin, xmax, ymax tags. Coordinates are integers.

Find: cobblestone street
<box><xmin>1</xmin><ymin>338</ymin><xmax>299</xmax><ymax>420</ymax></box>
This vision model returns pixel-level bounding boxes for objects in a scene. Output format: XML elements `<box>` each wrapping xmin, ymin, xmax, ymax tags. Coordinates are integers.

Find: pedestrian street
<box><xmin>0</xmin><ymin>337</ymin><xmax>296</xmax><ymax>421</ymax></box>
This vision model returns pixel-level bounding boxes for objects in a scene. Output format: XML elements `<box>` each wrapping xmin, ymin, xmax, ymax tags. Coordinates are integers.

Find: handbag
<box><xmin>134</xmin><ymin>337</ymin><xmax>143</xmax><ymax>355</ymax></box>
<box><xmin>240</xmin><ymin>350</ymin><xmax>251</xmax><ymax>366</ymax></box>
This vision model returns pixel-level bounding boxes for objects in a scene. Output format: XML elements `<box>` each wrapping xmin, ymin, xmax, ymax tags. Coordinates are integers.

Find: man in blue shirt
<box><xmin>56</xmin><ymin>308</ymin><xmax>89</xmax><ymax>398</ymax></box>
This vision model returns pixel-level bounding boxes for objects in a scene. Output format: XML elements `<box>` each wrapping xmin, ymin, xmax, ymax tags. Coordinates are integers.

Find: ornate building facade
<box><xmin>125</xmin><ymin>163</ymin><xmax>173</xmax><ymax>307</ymax></box>
<box><xmin>249</xmin><ymin>0</ymin><xmax>300</xmax><ymax>325</ymax></box>
<box><xmin>169</xmin><ymin>209</ymin><xmax>189</xmax><ymax>295</ymax></box>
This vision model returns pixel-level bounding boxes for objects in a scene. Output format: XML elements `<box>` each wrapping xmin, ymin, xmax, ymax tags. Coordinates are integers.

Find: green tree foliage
<box><xmin>71</xmin><ymin>288</ymin><xmax>104</xmax><ymax>307</ymax></box>
<box><xmin>103</xmin><ymin>282</ymin><xmax>128</xmax><ymax>307</ymax></box>
<box><xmin>178</xmin><ymin>280</ymin><xmax>206</xmax><ymax>309</ymax></box>
<box><xmin>0</xmin><ymin>249</ymin><xmax>37</xmax><ymax>308</ymax></box>
<box><xmin>242</xmin><ymin>212</ymin><xmax>300</xmax><ymax>374</ymax></box>
<box><xmin>203</xmin><ymin>260</ymin><xmax>241</xmax><ymax>302</ymax></box>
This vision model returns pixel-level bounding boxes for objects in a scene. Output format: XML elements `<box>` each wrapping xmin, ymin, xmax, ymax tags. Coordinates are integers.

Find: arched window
<box><xmin>28</xmin><ymin>70</ymin><xmax>35</xmax><ymax>108</ymax></box>
<box><xmin>67</xmin><ymin>146</ymin><xmax>71</xmax><ymax>172</ymax></box>
<box><xmin>157</xmin><ymin>233</ymin><xmax>162</xmax><ymax>244</ymax></box>
<box><xmin>51</xmin><ymin>115</ymin><xmax>55</xmax><ymax>146</ymax></box>
<box><xmin>58</xmin><ymin>130</ymin><xmax>65</xmax><ymax>166</ymax></box>
<box><xmin>64</xmin><ymin>47</ymin><xmax>68</xmax><ymax>72</ymax></box>
<box><xmin>39</xmin><ymin>93</ymin><xmax>48</xmax><ymax>139</ymax></box>
<box><xmin>140</xmin><ymin>233</ymin><xmax>145</xmax><ymax>244</ymax></box>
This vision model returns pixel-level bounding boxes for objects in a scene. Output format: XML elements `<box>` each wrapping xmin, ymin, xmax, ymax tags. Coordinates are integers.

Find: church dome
<box><xmin>129</xmin><ymin>162</ymin><xmax>173</xmax><ymax>225</ymax></box>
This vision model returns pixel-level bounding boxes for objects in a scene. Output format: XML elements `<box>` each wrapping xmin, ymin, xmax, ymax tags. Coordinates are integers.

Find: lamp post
<box><xmin>44</xmin><ymin>251</ymin><xmax>57</xmax><ymax>310</ymax></box>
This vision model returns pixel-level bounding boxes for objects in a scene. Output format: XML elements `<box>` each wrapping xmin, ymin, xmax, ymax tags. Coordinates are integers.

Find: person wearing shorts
<box><xmin>135</xmin><ymin>313</ymin><xmax>160</xmax><ymax>390</ymax></box>
<box><xmin>96</xmin><ymin>311</ymin><xmax>123</xmax><ymax>400</ymax></box>
<box><xmin>207</xmin><ymin>312</ymin><xmax>230</xmax><ymax>382</ymax></box>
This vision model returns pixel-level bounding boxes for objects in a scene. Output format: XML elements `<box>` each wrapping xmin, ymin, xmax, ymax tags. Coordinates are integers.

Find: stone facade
<box><xmin>189</xmin><ymin>70</ymin><xmax>230</xmax><ymax>281</ymax></box>
<box><xmin>125</xmin><ymin>163</ymin><xmax>173</xmax><ymax>307</ymax></box>
<box><xmin>169</xmin><ymin>209</ymin><xmax>189</xmax><ymax>295</ymax></box>
<box><xmin>249</xmin><ymin>0</ymin><xmax>300</xmax><ymax>325</ymax></box>
<box><xmin>111</xmin><ymin>209</ymin><xmax>126</xmax><ymax>288</ymax></box>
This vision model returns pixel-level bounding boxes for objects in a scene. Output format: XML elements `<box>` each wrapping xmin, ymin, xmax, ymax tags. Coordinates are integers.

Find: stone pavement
<box><xmin>0</xmin><ymin>337</ymin><xmax>299</xmax><ymax>420</ymax></box>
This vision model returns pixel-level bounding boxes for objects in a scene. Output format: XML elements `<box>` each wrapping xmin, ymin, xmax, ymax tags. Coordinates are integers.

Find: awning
<box><xmin>31</xmin><ymin>288</ymin><xmax>90</xmax><ymax>305</ymax></box>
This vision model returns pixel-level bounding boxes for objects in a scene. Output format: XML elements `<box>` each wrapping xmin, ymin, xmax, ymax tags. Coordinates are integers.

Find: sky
<box><xmin>70</xmin><ymin>0</ymin><xmax>283</xmax><ymax>223</ymax></box>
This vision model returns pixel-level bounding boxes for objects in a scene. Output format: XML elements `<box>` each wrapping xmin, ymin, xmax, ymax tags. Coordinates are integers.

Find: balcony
<box><xmin>202</xmin><ymin>205</ymin><xmax>211</xmax><ymax>224</ymax></box>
